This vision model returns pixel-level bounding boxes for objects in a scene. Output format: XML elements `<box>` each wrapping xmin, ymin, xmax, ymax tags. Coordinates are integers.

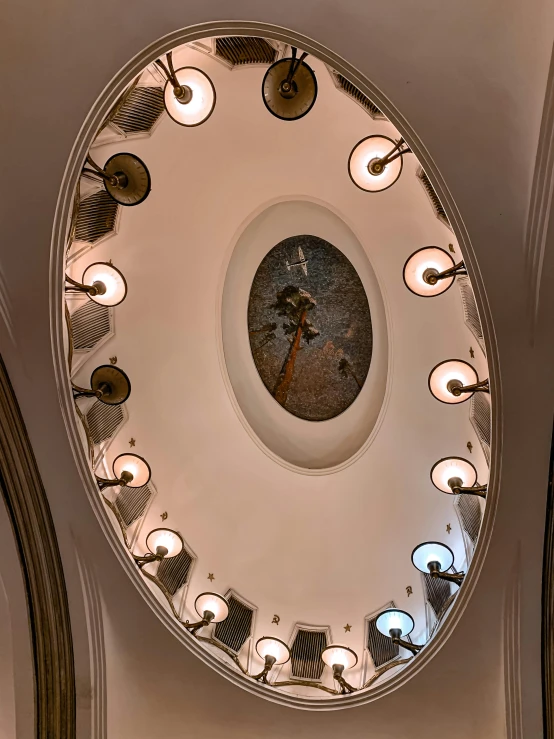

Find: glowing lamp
<box><xmin>428</xmin><ymin>359</ymin><xmax>489</xmax><ymax>404</ymax></box>
<box><xmin>348</xmin><ymin>135</ymin><xmax>411</xmax><ymax>192</ymax></box>
<box><xmin>431</xmin><ymin>457</ymin><xmax>487</xmax><ymax>498</ymax></box>
<box><xmin>132</xmin><ymin>527</ymin><xmax>184</xmax><ymax>569</ymax></box>
<box><xmin>155</xmin><ymin>52</ymin><xmax>215</xmax><ymax>126</ymax></box>
<box><xmin>183</xmin><ymin>592</ymin><xmax>230</xmax><ymax>635</ymax></box>
<box><xmin>262</xmin><ymin>48</ymin><xmax>317</xmax><ymax>121</ymax></box>
<box><xmin>253</xmin><ymin>637</ymin><xmax>291</xmax><ymax>682</ymax></box>
<box><xmin>320</xmin><ymin>645</ymin><xmax>358</xmax><ymax>694</ymax></box>
<box><xmin>375</xmin><ymin>608</ymin><xmax>422</xmax><ymax>655</ymax></box>
<box><xmin>403</xmin><ymin>247</ymin><xmax>466</xmax><ymax>297</ymax></box>
<box><xmin>411</xmin><ymin>541</ymin><xmax>465</xmax><ymax>586</ymax></box>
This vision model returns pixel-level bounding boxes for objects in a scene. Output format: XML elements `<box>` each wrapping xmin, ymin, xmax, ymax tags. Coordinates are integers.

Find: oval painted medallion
<box><xmin>247</xmin><ymin>235</ymin><xmax>373</xmax><ymax>421</ymax></box>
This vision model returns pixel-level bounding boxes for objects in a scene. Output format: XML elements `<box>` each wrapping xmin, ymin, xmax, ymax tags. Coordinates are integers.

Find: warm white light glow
<box><xmin>403</xmin><ymin>247</ymin><xmax>455</xmax><ymax>297</ymax></box>
<box><xmin>194</xmin><ymin>592</ymin><xmax>229</xmax><ymax>623</ymax></box>
<box><xmin>375</xmin><ymin>609</ymin><xmax>415</xmax><ymax>638</ymax></box>
<box><xmin>164</xmin><ymin>67</ymin><xmax>215</xmax><ymax>126</ymax></box>
<box><xmin>146</xmin><ymin>528</ymin><xmax>183</xmax><ymax>558</ymax></box>
<box><xmin>348</xmin><ymin>135</ymin><xmax>403</xmax><ymax>192</ymax></box>
<box><xmin>431</xmin><ymin>457</ymin><xmax>478</xmax><ymax>493</ymax></box>
<box><xmin>321</xmin><ymin>645</ymin><xmax>358</xmax><ymax>670</ymax></box>
<box><xmin>412</xmin><ymin>541</ymin><xmax>454</xmax><ymax>573</ymax></box>
<box><xmin>112</xmin><ymin>454</ymin><xmax>151</xmax><ymax>487</ymax></box>
<box><xmin>428</xmin><ymin>359</ymin><xmax>479</xmax><ymax>404</ymax></box>
<box><xmin>82</xmin><ymin>262</ymin><xmax>127</xmax><ymax>306</ymax></box>
<box><xmin>256</xmin><ymin>637</ymin><xmax>290</xmax><ymax>665</ymax></box>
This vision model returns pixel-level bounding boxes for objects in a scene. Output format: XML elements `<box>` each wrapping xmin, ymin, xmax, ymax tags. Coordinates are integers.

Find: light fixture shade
<box><xmin>375</xmin><ymin>608</ymin><xmax>415</xmax><ymax>638</ymax></box>
<box><xmin>256</xmin><ymin>636</ymin><xmax>291</xmax><ymax>665</ymax></box>
<box><xmin>403</xmin><ymin>247</ymin><xmax>456</xmax><ymax>297</ymax></box>
<box><xmin>90</xmin><ymin>365</ymin><xmax>131</xmax><ymax>405</ymax></box>
<box><xmin>412</xmin><ymin>541</ymin><xmax>454</xmax><ymax>573</ymax></box>
<box><xmin>112</xmin><ymin>453</ymin><xmax>151</xmax><ymax>487</ymax></box>
<box><xmin>146</xmin><ymin>528</ymin><xmax>184</xmax><ymax>558</ymax></box>
<box><xmin>163</xmin><ymin>67</ymin><xmax>216</xmax><ymax>126</ymax></box>
<box><xmin>194</xmin><ymin>592</ymin><xmax>229</xmax><ymax>623</ymax></box>
<box><xmin>321</xmin><ymin>644</ymin><xmax>358</xmax><ymax>670</ymax></box>
<box><xmin>348</xmin><ymin>135</ymin><xmax>403</xmax><ymax>192</ymax></box>
<box><xmin>82</xmin><ymin>262</ymin><xmax>127</xmax><ymax>306</ymax></box>
<box><xmin>428</xmin><ymin>359</ymin><xmax>479</xmax><ymax>404</ymax></box>
<box><xmin>103</xmin><ymin>153</ymin><xmax>151</xmax><ymax>206</ymax></box>
<box><xmin>262</xmin><ymin>57</ymin><xmax>317</xmax><ymax>121</ymax></box>
<box><xmin>431</xmin><ymin>456</ymin><xmax>477</xmax><ymax>494</ymax></box>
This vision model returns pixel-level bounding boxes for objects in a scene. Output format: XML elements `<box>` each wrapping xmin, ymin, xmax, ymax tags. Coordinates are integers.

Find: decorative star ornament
<box><xmin>344</xmin><ymin>624</ymin><xmax>352</xmax><ymax>633</ymax></box>
<box><xmin>129</xmin><ymin>438</ymin><xmax>136</xmax><ymax>447</ymax></box>
<box><xmin>446</xmin><ymin>523</ymin><xmax>452</xmax><ymax>534</ymax></box>
<box><xmin>469</xmin><ymin>347</ymin><xmax>475</xmax><ymax>358</ymax></box>
<box><xmin>207</xmin><ymin>573</ymin><xmax>215</xmax><ymax>582</ymax></box>
<box><xmin>448</xmin><ymin>243</ymin><xmax>455</xmax><ymax>253</ymax></box>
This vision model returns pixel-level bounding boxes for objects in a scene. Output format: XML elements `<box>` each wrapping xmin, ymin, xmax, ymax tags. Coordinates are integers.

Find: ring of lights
<box><xmin>51</xmin><ymin>21</ymin><xmax>500</xmax><ymax>710</ymax></box>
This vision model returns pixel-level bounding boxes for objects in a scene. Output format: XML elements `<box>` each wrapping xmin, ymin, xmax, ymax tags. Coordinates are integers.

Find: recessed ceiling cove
<box><xmin>221</xmin><ymin>200</ymin><xmax>387</xmax><ymax>469</ymax></box>
<box><xmin>55</xmin><ymin>29</ymin><xmax>492</xmax><ymax>707</ymax></box>
<box><xmin>248</xmin><ymin>235</ymin><xmax>372</xmax><ymax>422</ymax></box>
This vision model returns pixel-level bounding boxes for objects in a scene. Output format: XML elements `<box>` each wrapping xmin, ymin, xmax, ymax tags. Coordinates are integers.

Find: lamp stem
<box><xmin>252</xmin><ymin>655</ymin><xmax>276</xmax><ymax>683</ymax></box>
<box><xmin>390</xmin><ymin>631</ymin><xmax>423</xmax><ymax>655</ymax></box>
<box><xmin>427</xmin><ymin>561</ymin><xmax>465</xmax><ymax>586</ymax></box>
<box><xmin>377</xmin><ymin>138</ymin><xmax>411</xmax><ymax>167</ymax></box>
<box><xmin>450</xmin><ymin>484</ymin><xmax>487</xmax><ymax>499</ymax></box>
<box><xmin>424</xmin><ymin>260</ymin><xmax>467</xmax><ymax>285</ymax></box>
<box><xmin>451</xmin><ymin>378</ymin><xmax>490</xmax><ymax>396</ymax></box>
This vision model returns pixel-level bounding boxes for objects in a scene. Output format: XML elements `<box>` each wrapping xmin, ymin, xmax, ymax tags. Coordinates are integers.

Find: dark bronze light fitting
<box><xmin>72</xmin><ymin>364</ymin><xmax>131</xmax><ymax>405</ymax></box>
<box><xmin>82</xmin><ymin>152</ymin><xmax>151</xmax><ymax>206</ymax></box>
<box><xmin>411</xmin><ymin>541</ymin><xmax>465</xmax><ymax>586</ymax></box>
<box><xmin>262</xmin><ymin>47</ymin><xmax>318</xmax><ymax>121</ymax></box>
<box><xmin>375</xmin><ymin>608</ymin><xmax>423</xmax><ymax>656</ymax></box>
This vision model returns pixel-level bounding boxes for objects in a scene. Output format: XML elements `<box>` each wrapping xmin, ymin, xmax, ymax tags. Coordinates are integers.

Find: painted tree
<box><xmin>338</xmin><ymin>357</ymin><xmax>362</xmax><ymax>389</ymax></box>
<box><xmin>272</xmin><ymin>285</ymin><xmax>319</xmax><ymax>406</ymax></box>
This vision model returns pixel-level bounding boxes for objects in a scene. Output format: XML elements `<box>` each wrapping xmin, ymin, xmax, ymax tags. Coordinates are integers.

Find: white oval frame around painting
<box><xmin>221</xmin><ymin>200</ymin><xmax>388</xmax><ymax>471</ymax></box>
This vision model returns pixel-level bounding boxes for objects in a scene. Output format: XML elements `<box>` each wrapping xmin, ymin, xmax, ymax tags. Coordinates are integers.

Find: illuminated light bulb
<box><xmin>81</xmin><ymin>262</ymin><xmax>127</xmax><ymax>306</ymax></box>
<box><xmin>375</xmin><ymin>609</ymin><xmax>415</xmax><ymax>638</ymax></box>
<box><xmin>428</xmin><ymin>359</ymin><xmax>480</xmax><ymax>404</ymax></box>
<box><xmin>146</xmin><ymin>528</ymin><xmax>184</xmax><ymax>558</ymax></box>
<box><xmin>348</xmin><ymin>135</ymin><xmax>404</xmax><ymax>192</ymax></box>
<box><xmin>163</xmin><ymin>67</ymin><xmax>216</xmax><ymax>126</ymax></box>
<box><xmin>411</xmin><ymin>541</ymin><xmax>455</xmax><ymax>574</ymax></box>
<box><xmin>403</xmin><ymin>247</ymin><xmax>457</xmax><ymax>297</ymax></box>
<box><xmin>112</xmin><ymin>454</ymin><xmax>151</xmax><ymax>488</ymax></box>
<box><xmin>431</xmin><ymin>457</ymin><xmax>478</xmax><ymax>494</ymax></box>
<box><xmin>194</xmin><ymin>592</ymin><xmax>229</xmax><ymax>623</ymax></box>
<box><xmin>256</xmin><ymin>637</ymin><xmax>291</xmax><ymax>665</ymax></box>
<box><xmin>321</xmin><ymin>644</ymin><xmax>358</xmax><ymax>671</ymax></box>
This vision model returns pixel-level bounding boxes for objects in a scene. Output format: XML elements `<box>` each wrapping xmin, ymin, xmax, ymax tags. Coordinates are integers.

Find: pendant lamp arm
<box><xmin>286</xmin><ymin>48</ymin><xmax>308</xmax><ymax>83</ymax></box>
<box><xmin>155</xmin><ymin>55</ymin><xmax>177</xmax><ymax>86</ymax></box>
<box><xmin>454</xmin><ymin>378</ymin><xmax>490</xmax><ymax>395</ymax></box>
<box><xmin>450</xmin><ymin>483</ymin><xmax>488</xmax><ymax>498</ymax></box>
<box><xmin>377</xmin><ymin>138</ymin><xmax>411</xmax><ymax>167</ymax></box>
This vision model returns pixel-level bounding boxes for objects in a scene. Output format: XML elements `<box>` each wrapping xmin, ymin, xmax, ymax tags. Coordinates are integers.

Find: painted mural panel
<box><xmin>248</xmin><ymin>235</ymin><xmax>372</xmax><ymax>421</ymax></box>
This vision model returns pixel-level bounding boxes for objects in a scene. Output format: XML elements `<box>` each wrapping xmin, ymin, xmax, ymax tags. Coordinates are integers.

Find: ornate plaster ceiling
<box><xmin>62</xmin><ymin>36</ymin><xmax>490</xmax><ymax>701</ymax></box>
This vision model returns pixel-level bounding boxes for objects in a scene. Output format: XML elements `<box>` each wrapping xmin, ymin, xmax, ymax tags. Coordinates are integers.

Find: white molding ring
<box><xmin>50</xmin><ymin>20</ymin><xmax>502</xmax><ymax>711</ymax></box>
